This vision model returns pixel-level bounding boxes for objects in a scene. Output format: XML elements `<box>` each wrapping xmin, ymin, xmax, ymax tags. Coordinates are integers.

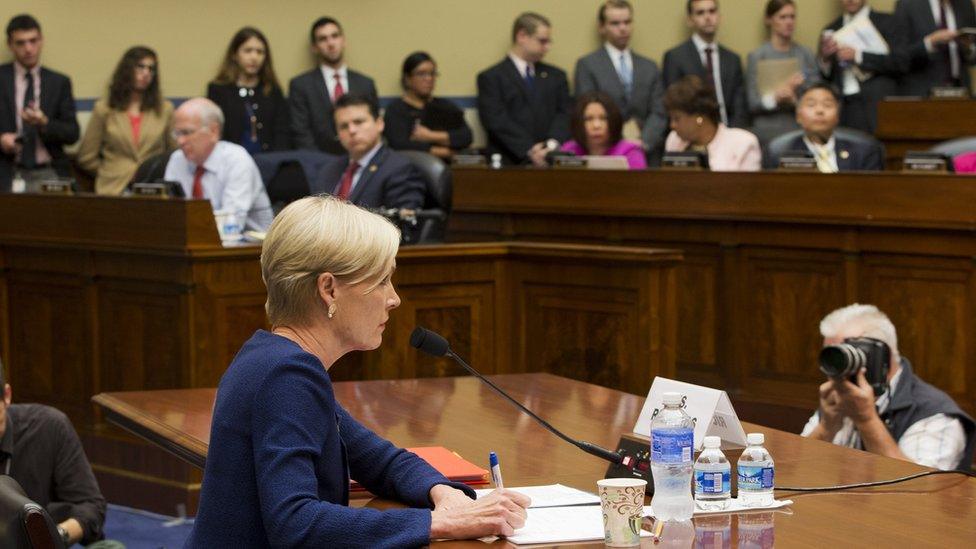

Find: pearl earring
<box><xmin>696</xmin><ymin>116</ymin><xmax>704</xmax><ymax>126</ymax></box>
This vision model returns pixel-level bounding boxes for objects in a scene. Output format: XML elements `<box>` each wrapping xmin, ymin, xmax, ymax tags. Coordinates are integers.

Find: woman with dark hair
<box><xmin>77</xmin><ymin>46</ymin><xmax>174</xmax><ymax>195</ymax></box>
<box><xmin>382</xmin><ymin>51</ymin><xmax>472</xmax><ymax>160</ymax></box>
<box><xmin>559</xmin><ymin>91</ymin><xmax>646</xmax><ymax>169</ymax></box>
<box><xmin>745</xmin><ymin>0</ymin><xmax>818</xmax><ymax>141</ymax></box>
<box><xmin>207</xmin><ymin>27</ymin><xmax>290</xmax><ymax>153</ymax></box>
<box><xmin>664</xmin><ymin>76</ymin><xmax>761</xmax><ymax>171</ymax></box>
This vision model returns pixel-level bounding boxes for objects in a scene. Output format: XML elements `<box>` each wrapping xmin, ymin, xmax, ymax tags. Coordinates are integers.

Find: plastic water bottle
<box><xmin>694</xmin><ymin>435</ymin><xmax>731</xmax><ymax>510</ymax></box>
<box><xmin>650</xmin><ymin>392</ymin><xmax>695</xmax><ymax>521</ymax></box>
<box><xmin>737</xmin><ymin>433</ymin><xmax>774</xmax><ymax>507</ymax></box>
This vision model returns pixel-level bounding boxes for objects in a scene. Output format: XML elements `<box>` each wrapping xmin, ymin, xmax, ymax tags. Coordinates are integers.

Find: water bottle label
<box><xmin>695</xmin><ymin>470</ymin><xmax>730</xmax><ymax>495</ymax></box>
<box><xmin>651</xmin><ymin>429</ymin><xmax>693</xmax><ymax>464</ymax></box>
<box><xmin>737</xmin><ymin>466</ymin><xmax>774</xmax><ymax>490</ymax></box>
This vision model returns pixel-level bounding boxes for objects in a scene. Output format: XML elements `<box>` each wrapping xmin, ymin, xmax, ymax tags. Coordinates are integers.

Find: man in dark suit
<box><xmin>289</xmin><ymin>17</ymin><xmax>378</xmax><ymax>155</ymax></box>
<box><xmin>0</xmin><ymin>14</ymin><xmax>79</xmax><ymax>190</ymax></box>
<box><xmin>662</xmin><ymin>0</ymin><xmax>748</xmax><ymax>128</ymax></box>
<box><xmin>310</xmin><ymin>94</ymin><xmax>425</xmax><ymax>210</ymax></box>
<box><xmin>574</xmin><ymin>0</ymin><xmax>667</xmax><ymax>156</ymax></box>
<box><xmin>768</xmin><ymin>82</ymin><xmax>885</xmax><ymax>172</ymax></box>
<box><xmin>477</xmin><ymin>12</ymin><xmax>572</xmax><ymax>166</ymax></box>
<box><xmin>818</xmin><ymin>1</ymin><xmax>904</xmax><ymax>134</ymax></box>
<box><xmin>893</xmin><ymin>0</ymin><xmax>976</xmax><ymax>96</ymax></box>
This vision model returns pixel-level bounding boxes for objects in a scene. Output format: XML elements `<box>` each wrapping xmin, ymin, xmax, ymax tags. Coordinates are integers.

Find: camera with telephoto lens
<box><xmin>818</xmin><ymin>336</ymin><xmax>891</xmax><ymax>397</ymax></box>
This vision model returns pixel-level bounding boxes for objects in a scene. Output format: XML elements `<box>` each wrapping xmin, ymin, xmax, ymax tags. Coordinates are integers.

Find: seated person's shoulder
<box><xmin>10</xmin><ymin>402</ymin><xmax>73</xmax><ymax>433</ymax></box>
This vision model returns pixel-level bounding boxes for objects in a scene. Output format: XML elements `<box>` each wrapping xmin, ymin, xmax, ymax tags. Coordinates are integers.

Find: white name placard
<box><xmin>633</xmin><ymin>377</ymin><xmax>747</xmax><ymax>451</ymax></box>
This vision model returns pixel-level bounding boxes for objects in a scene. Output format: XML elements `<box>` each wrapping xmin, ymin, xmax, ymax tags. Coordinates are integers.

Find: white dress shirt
<box><xmin>691</xmin><ymin>34</ymin><xmax>728</xmax><ymax>125</ymax></box>
<box><xmin>320</xmin><ymin>65</ymin><xmax>349</xmax><ymax>103</ymax></box>
<box><xmin>508</xmin><ymin>52</ymin><xmax>533</xmax><ymax>79</ymax></box>
<box><xmin>605</xmin><ymin>43</ymin><xmax>633</xmax><ymax>86</ymax></box>
<box><xmin>164</xmin><ymin>141</ymin><xmax>274</xmax><ymax>231</ymax></box>
<box><xmin>838</xmin><ymin>5</ymin><xmax>873</xmax><ymax>96</ymax></box>
<box><xmin>803</xmin><ymin>135</ymin><xmax>839</xmax><ymax>173</ymax></box>
<box><xmin>800</xmin><ymin>368</ymin><xmax>967</xmax><ymax>471</ymax></box>
<box><xmin>925</xmin><ymin>0</ymin><xmax>961</xmax><ymax>79</ymax></box>
<box><xmin>12</xmin><ymin>62</ymin><xmax>52</xmax><ymax>165</ymax></box>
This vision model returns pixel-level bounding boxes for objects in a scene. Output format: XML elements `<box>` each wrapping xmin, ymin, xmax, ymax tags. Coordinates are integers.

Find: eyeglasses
<box><xmin>411</xmin><ymin>70</ymin><xmax>439</xmax><ymax>79</ymax></box>
<box><xmin>135</xmin><ymin>63</ymin><xmax>157</xmax><ymax>73</ymax></box>
<box><xmin>171</xmin><ymin>126</ymin><xmax>204</xmax><ymax>140</ymax></box>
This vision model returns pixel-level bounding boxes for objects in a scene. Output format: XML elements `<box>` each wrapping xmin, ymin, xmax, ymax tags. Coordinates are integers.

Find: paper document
<box><xmin>644</xmin><ymin>498</ymin><xmax>793</xmax><ymax>517</ymax></box>
<box><xmin>757</xmin><ymin>58</ymin><xmax>801</xmax><ymax>96</ymax></box>
<box><xmin>833</xmin><ymin>14</ymin><xmax>889</xmax><ymax>54</ymax></box>
<box><xmin>474</xmin><ymin>484</ymin><xmax>600</xmax><ymax>508</ymax></box>
<box><xmin>508</xmin><ymin>505</ymin><xmax>651</xmax><ymax>545</ymax></box>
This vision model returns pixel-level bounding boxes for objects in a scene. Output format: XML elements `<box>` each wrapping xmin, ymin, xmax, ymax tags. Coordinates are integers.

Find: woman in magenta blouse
<box><xmin>560</xmin><ymin>91</ymin><xmax>647</xmax><ymax>169</ymax></box>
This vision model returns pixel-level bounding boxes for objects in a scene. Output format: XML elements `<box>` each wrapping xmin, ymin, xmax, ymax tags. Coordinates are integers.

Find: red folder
<box><xmin>349</xmin><ymin>446</ymin><xmax>490</xmax><ymax>494</ymax></box>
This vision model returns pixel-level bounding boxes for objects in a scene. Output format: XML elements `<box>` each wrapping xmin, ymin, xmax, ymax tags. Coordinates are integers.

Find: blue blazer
<box><xmin>310</xmin><ymin>144</ymin><xmax>426</xmax><ymax>209</ymax></box>
<box><xmin>187</xmin><ymin>331</ymin><xmax>475</xmax><ymax>548</ymax></box>
<box><xmin>772</xmin><ymin>135</ymin><xmax>885</xmax><ymax>171</ymax></box>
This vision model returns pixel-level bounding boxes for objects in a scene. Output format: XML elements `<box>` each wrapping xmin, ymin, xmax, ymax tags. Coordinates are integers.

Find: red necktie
<box><xmin>333</xmin><ymin>74</ymin><xmax>345</xmax><ymax>102</ymax></box>
<box><xmin>704</xmin><ymin>47</ymin><xmax>716</xmax><ymax>90</ymax></box>
<box><xmin>336</xmin><ymin>161</ymin><xmax>359</xmax><ymax>200</ymax></box>
<box><xmin>192</xmin><ymin>165</ymin><xmax>206</xmax><ymax>199</ymax></box>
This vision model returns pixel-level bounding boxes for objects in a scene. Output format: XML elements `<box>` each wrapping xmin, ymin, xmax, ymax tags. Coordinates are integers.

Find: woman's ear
<box><xmin>316</xmin><ymin>272</ymin><xmax>337</xmax><ymax>307</ymax></box>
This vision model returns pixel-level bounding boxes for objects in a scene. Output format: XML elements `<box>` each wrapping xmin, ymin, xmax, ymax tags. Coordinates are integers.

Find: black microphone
<box><xmin>410</xmin><ymin>326</ymin><xmax>623</xmax><ymax>465</ymax></box>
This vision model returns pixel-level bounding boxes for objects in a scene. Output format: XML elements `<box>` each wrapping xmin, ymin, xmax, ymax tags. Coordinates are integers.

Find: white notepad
<box><xmin>508</xmin><ymin>505</ymin><xmax>651</xmax><ymax>545</ymax></box>
<box><xmin>473</xmin><ymin>484</ymin><xmax>600</xmax><ymax>508</ymax></box>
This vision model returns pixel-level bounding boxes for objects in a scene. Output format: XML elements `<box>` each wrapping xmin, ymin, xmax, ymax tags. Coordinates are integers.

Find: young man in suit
<box><xmin>818</xmin><ymin>0</ymin><xmax>904</xmax><ymax>134</ymax></box>
<box><xmin>289</xmin><ymin>17</ymin><xmax>378</xmax><ymax>155</ymax></box>
<box><xmin>310</xmin><ymin>93</ymin><xmax>425</xmax><ymax>211</ymax></box>
<box><xmin>893</xmin><ymin>0</ymin><xmax>976</xmax><ymax>96</ymax></box>
<box><xmin>0</xmin><ymin>14</ymin><xmax>79</xmax><ymax>190</ymax></box>
<box><xmin>662</xmin><ymin>0</ymin><xmax>748</xmax><ymax>128</ymax></box>
<box><xmin>778</xmin><ymin>82</ymin><xmax>885</xmax><ymax>172</ymax></box>
<box><xmin>477</xmin><ymin>12</ymin><xmax>572</xmax><ymax>166</ymax></box>
<box><xmin>574</xmin><ymin>0</ymin><xmax>667</xmax><ymax>157</ymax></box>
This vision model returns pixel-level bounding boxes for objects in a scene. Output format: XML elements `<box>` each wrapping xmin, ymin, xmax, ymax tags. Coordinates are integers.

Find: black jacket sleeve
<box><xmin>40</xmin><ymin>75</ymin><xmax>79</xmax><ymax>146</ymax></box>
<box><xmin>271</xmin><ymin>86</ymin><xmax>292</xmax><ymax>151</ymax></box>
<box><xmin>383</xmin><ymin>101</ymin><xmax>431</xmax><ymax>152</ymax></box>
<box><xmin>45</xmin><ymin>413</ymin><xmax>107</xmax><ymax>545</ymax></box>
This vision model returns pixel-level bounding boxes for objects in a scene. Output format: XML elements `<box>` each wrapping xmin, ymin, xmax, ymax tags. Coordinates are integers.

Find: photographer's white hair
<box><xmin>820</xmin><ymin>303</ymin><xmax>900</xmax><ymax>358</ymax></box>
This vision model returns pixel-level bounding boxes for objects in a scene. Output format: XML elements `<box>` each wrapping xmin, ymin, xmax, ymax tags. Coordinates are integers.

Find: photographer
<box><xmin>801</xmin><ymin>304</ymin><xmax>975</xmax><ymax>471</ymax></box>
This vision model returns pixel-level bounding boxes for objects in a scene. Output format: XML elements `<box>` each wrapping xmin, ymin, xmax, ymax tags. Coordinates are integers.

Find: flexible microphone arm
<box><xmin>410</xmin><ymin>327</ymin><xmax>623</xmax><ymax>465</ymax></box>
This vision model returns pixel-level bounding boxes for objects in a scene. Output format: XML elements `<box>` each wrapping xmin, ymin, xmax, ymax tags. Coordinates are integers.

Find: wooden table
<box><xmin>449</xmin><ymin>168</ymin><xmax>976</xmax><ymax>436</ymax></box>
<box><xmin>94</xmin><ymin>374</ymin><xmax>976</xmax><ymax>547</ymax></box>
<box><xmin>877</xmin><ymin>98</ymin><xmax>976</xmax><ymax>169</ymax></box>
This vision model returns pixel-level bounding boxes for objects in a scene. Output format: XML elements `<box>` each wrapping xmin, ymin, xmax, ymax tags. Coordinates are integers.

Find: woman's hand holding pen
<box><xmin>429</xmin><ymin>488</ymin><xmax>531</xmax><ymax>540</ymax></box>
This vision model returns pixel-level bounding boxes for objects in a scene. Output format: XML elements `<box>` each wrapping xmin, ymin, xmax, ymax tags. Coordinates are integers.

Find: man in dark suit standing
<box><xmin>310</xmin><ymin>94</ymin><xmax>425</xmax><ymax>211</ymax></box>
<box><xmin>477</xmin><ymin>12</ymin><xmax>572</xmax><ymax>166</ymax></box>
<box><xmin>893</xmin><ymin>0</ymin><xmax>976</xmax><ymax>96</ymax></box>
<box><xmin>768</xmin><ymin>82</ymin><xmax>884</xmax><ymax>172</ymax></box>
<box><xmin>0</xmin><ymin>14</ymin><xmax>79</xmax><ymax>191</ymax></box>
<box><xmin>575</xmin><ymin>0</ymin><xmax>667</xmax><ymax>157</ymax></box>
<box><xmin>289</xmin><ymin>17</ymin><xmax>378</xmax><ymax>155</ymax></box>
<box><xmin>818</xmin><ymin>0</ymin><xmax>904</xmax><ymax>134</ymax></box>
<box><xmin>662</xmin><ymin>0</ymin><xmax>748</xmax><ymax>128</ymax></box>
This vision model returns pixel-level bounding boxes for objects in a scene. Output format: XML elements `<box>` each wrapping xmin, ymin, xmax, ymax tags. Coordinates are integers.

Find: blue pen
<box><xmin>489</xmin><ymin>451</ymin><xmax>504</xmax><ymax>489</ymax></box>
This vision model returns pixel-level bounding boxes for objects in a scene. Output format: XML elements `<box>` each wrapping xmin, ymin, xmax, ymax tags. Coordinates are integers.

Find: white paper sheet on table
<box><xmin>507</xmin><ymin>505</ymin><xmax>651</xmax><ymax>545</ymax></box>
<box><xmin>473</xmin><ymin>484</ymin><xmax>601</xmax><ymax>508</ymax></box>
<box><xmin>644</xmin><ymin>498</ymin><xmax>793</xmax><ymax>517</ymax></box>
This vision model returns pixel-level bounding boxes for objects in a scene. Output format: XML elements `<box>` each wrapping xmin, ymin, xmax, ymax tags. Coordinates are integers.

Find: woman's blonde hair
<box><xmin>261</xmin><ymin>196</ymin><xmax>400</xmax><ymax>326</ymax></box>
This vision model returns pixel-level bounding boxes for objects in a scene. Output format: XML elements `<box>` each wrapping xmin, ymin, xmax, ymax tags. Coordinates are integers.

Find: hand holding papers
<box><xmin>833</xmin><ymin>12</ymin><xmax>890</xmax><ymax>56</ymax></box>
<box><xmin>757</xmin><ymin>58</ymin><xmax>802</xmax><ymax>100</ymax></box>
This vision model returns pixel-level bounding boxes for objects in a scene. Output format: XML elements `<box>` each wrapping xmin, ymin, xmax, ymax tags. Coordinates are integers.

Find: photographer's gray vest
<box><xmin>878</xmin><ymin>358</ymin><xmax>976</xmax><ymax>471</ymax></box>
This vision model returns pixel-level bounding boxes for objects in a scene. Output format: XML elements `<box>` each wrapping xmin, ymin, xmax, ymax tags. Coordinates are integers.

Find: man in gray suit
<box><xmin>574</xmin><ymin>0</ymin><xmax>667</xmax><ymax>157</ymax></box>
<box><xmin>289</xmin><ymin>17</ymin><xmax>378</xmax><ymax>155</ymax></box>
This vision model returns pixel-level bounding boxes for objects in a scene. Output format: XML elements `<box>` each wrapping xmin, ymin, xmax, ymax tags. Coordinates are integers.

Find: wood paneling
<box><xmin>449</xmin><ymin>168</ymin><xmax>976</xmax><ymax>435</ymax></box>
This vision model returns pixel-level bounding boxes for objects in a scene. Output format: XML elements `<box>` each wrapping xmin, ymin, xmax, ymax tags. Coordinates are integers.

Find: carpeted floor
<box><xmin>99</xmin><ymin>504</ymin><xmax>194</xmax><ymax>549</ymax></box>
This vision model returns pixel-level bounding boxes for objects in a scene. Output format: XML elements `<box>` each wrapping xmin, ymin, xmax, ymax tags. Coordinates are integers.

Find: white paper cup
<box><xmin>598</xmin><ymin>478</ymin><xmax>647</xmax><ymax>547</ymax></box>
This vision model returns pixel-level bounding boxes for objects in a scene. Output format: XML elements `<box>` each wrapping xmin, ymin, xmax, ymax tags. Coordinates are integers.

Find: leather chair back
<box><xmin>0</xmin><ymin>475</ymin><xmax>65</xmax><ymax>549</ymax></box>
<box><xmin>764</xmin><ymin>127</ymin><xmax>885</xmax><ymax>169</ymax></box>
<box><xmin>131</xmin><ymin>151</ymin><xmax>173</xmax><ymax>184</ymax></box>
<box><xmin>396</xmin><ymin>151</ymin><xmax>453</xmax><ymax>243</ymax></box>
<box><xmin>929</xmin><ymin>136</ymin><xmax>976</xmax><ymax>158</ymax></box>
